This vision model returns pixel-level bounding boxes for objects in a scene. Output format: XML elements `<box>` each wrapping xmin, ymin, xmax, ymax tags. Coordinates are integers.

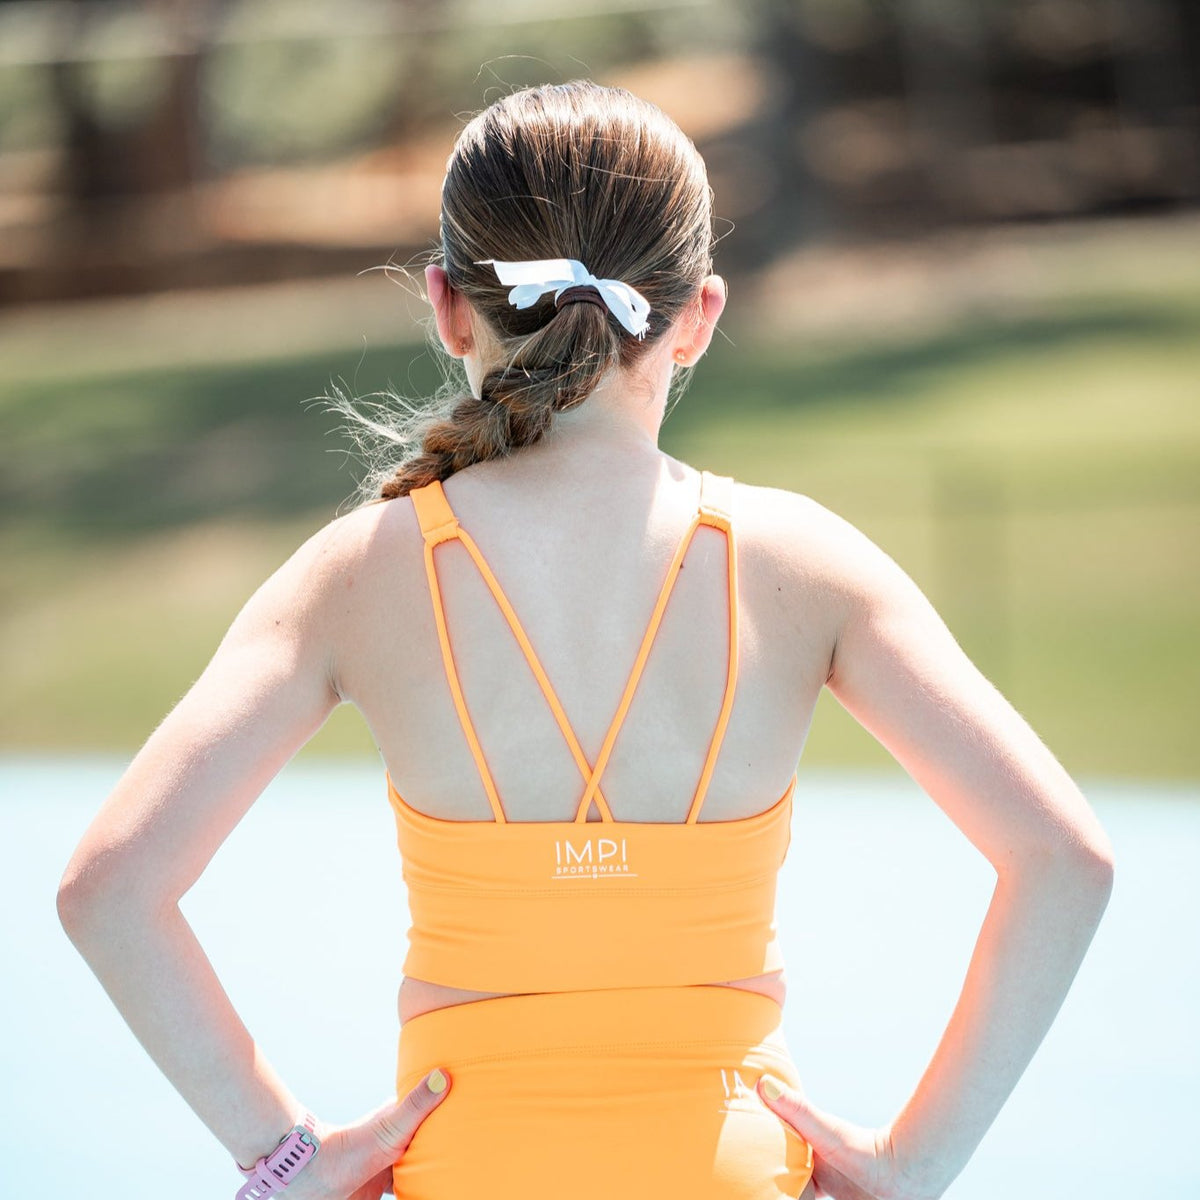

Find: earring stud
<box><xmin>674</xmin><ymin>349</ymin><xmax>687</xmax><ymax>363</ymax></box>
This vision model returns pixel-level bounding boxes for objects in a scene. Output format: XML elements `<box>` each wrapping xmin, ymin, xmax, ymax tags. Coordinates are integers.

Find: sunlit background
<box><xmin>1</xmin><ymin>2</ymin><xmax>1197</xmax><ymax>1198</ymax></box>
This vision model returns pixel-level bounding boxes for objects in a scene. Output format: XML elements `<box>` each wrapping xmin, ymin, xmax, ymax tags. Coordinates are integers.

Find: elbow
<box><xmin>57</xmin><ymin>850</ymin><xmax>158</xmax><ymax>948</ymax></box>
<box><xmin>1000</xmin><ymin>833</ymin><xmax>1115</xmax><ymax>903</ymax></box>
<box><xmin>1074</xmin><ymin>819</ymin><xmax>1116</xmax><ymax>891</ymax></box>
<box><xmin>56</xmin><ymin>854</ymin><xmax>107</xmax><ymax>946</ymax></box>
<box><xmin>1080</xmin><ymin>839</ymin><xmax>1115</xmax><ymax>900</ymax></box>
<box><xmin>1048</xmin><ymin>835</ymin><xmax>1115</xmax><ymax>911</ymax></box>
<box><xmin>1073</xmin><ymin>844</ymin><xmax>1115</xmax><ymax>929</ymax></box>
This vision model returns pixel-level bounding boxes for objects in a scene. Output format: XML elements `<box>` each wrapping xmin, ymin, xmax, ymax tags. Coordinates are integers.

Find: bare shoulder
<box><xmin>279</xmin><ymin>495</ymin><xmax>423</xmax><ymax>603</ymax></box>
<box><xmin>727</xmin><ymin>477</ymin><xmax>942</xmax><ymax>689</ymax></box>
<box><xmin>234</xmin><ymin>495</ymin><xmax>427</xmax><ymax>685</ymax></box>
<box><xmin>732</xmin><ymin>477</ymin><xmax>1114</xmax><ymax>868</ymax></box>
<box><xmin>730</xmin><ymin>478</ymin><xmax>905</xmax><ymax>604</ymax></box>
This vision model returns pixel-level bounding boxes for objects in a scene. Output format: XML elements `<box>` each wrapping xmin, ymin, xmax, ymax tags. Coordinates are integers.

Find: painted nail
<box><xmin>427</xmin><ymin>1068</ymin><xmax>448</xmax><ymax>1095</ymax></box>
<box><xmin>760</xmin><ymin>1074</ymin><xmax>783</xmax><ymax>1101</ymax></box>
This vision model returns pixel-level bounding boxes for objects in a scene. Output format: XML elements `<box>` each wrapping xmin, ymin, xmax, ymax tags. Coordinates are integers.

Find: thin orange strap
<box><xmin>411</xmin><ymin>482</ymin><xmax>507</xmax><ymax>822</ymax></box>
<box><xmin>451</xmin><ymin>526</ymin><xmax>614</xmax><ymax>818</ymax></box>
<box><xmin>409</xmin><ymin>480</ymin><xmax>613</xmax><ymax>822</ymax></box>
<box><xmin>411</xmin><ymin>473</ymin><xmax>738</xmax><ymax>826</ymax></box>
<box><xmin>410</xmin><ymin>479</ymin><xmax>458</xmax><ymax>542</ymax></box>
<box><xmin>571</xmin><ymin>511</ymin><xmax>703</xmax><ymax>822</ymax></box>
<box><xmin>571</xmin><ymin>470</ymin><xmax>736</xmax><ymax>824</ymax></box>
<box><xmin>684</xmin><ymin>471</ymin><xmax>738</xmax><ymax>824</ymax></box>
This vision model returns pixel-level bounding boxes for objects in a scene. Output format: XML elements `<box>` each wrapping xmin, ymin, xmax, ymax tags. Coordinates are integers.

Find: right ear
<box><xmin>670</xmin><ymin>275</ymin><xmax>727</xmax><ymax>367</ymax></box>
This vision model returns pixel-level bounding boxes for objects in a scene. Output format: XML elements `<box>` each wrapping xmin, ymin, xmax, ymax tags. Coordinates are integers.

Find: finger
<box><xmin>353</xmin><ymin>1068</ymin><xmax>451</xmax><ymax>1177</ymax></box>
<box><xmin>345</xmin><ymin>1160</ymin><xmax>398</xmax><ymax>1200</ymax></box>
<box><xmin>364</xmin><ymin>1161</ymin><xmax>397</xmax><ymax>1197</ymax></box>
<box><xmin>810</xmin><ymin>1159</ymin><xmax>880</xmax><ymax>1200</ymax></box>
<box><xmin>756</xmin><ymin>1073</ymin><xmax>856</xmax><ymax>1167</ymax></box>
<box><xmin>345</xmin><ymin>1177</ymin><xmax>388</xmax><ymax>1200</ymax></box>
<box><xmin>378</xmin><ymin>1158</ymin><xmax>396</xmax><ymax>1194</ymax></box>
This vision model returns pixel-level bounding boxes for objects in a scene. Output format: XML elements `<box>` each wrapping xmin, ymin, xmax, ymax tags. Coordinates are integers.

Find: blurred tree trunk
<box><xmin>382</xmin><ymin>0</ymin><xmax>458</xmax><ymax>143</ymax></box>
<box><xmin>896</xmin><ymin>0</ymin><xmax>991</xmax><ymax>222</ymax></box>
<box><xmin>735</xmin><ymin>0</ymin><xmax>835</xmax><ymax>268</ymax></box>
<box><xmin>49</xmin><ymin>0</ymin><xmax>212</xmax><ymax>206</ymax></box>
<box><xmin>1109</xmin><ymin>0</ymin><xmax>1200</xmax><ymax>201</ymax></box>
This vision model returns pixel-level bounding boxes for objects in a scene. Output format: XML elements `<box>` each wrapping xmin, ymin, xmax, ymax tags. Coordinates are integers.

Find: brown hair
<box><xmin>328</xmin><ymin>79</ymin><xmax>716</xmax><ymax>503</ymax></box>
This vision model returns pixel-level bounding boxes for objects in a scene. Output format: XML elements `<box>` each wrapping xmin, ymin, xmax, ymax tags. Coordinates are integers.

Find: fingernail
<box><xmin>427</xmin><ymin>1068</ymin><xmax>447</xmax><ymax>1095</ymax></box>
<box><xmin>760</xmin><ymin>1074</ymin><xmax>783</xmax><ymax>1101</ymax></box>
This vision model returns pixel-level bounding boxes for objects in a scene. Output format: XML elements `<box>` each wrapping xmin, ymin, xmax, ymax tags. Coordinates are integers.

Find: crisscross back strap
<box><xmin>571</xmin><ymin>470</ymin><xmax>739</xmax><ymax>824</ymax></box>
<box><xmin>409</xmin><ymin>472</ymin><xmax>738</xmax><ymax>826</ymax></box>
<box><xmin>410</xmin><ymin>479</ymin><xmax>614</xmax><ymax>824</ymax></box>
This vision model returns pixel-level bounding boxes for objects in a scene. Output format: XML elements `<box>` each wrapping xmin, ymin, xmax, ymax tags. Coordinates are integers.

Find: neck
<box><xmin>549</xmin><ymin>360</ymin><xmax>670</xmax><ymax>451</ymax></box>
<box><xmin>469</xmin><ymin>341</ymin><xmax>677</xmax><ymax>459</ymax></box>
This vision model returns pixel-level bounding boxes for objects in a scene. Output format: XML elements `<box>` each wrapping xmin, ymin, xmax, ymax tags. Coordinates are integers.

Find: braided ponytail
<box><xmin>380</xmin><ymin>303</ymin><xmax>618</xmax><ymax>498</ymax></box>
<box><xmin>328</xmin><ymin>80</ymin><xmax>714</xmax><ymax>506</ymax></box>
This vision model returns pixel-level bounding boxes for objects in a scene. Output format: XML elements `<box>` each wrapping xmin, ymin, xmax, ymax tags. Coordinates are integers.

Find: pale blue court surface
<box><xmin>2</xmin><ymin>757</ymin><xmax>1195</xmax><ymax>1198</ymax></box>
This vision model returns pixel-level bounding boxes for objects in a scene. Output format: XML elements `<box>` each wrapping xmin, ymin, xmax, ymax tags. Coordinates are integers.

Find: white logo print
<box><xmin>719</xmin><ymin>1068</ymin><xmax>756</xmax><ymax>1104</ymax></box>
<box><xmin>551</xmin><ymin>836</ymin><xmax>636</xmax><ymax>880</ymax></box>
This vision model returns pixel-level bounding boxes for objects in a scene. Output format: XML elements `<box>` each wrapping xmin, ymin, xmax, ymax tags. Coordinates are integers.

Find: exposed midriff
<box><xmin>397</xmin><ymin>969</ymin><xmax>786</xmax><ymax>1026</ymax></box>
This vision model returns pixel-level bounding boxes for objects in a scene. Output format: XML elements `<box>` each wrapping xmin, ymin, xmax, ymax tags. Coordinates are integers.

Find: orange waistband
<box><xmin>397</xmin><ymin>984</ymin><xmax>793</xmax><ymax>1081</ymax></box>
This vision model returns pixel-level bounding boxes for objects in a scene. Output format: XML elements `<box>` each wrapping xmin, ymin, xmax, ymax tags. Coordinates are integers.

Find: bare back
<box><xmin>94</xmin><ymin>427</ymin><xmax>1103</xmax><ymax>1030</ymax></box>
<box><xmin>335</xmin><ymin>452</ymin><xmax>835</xmax><ymax>829</ymax></box>
<box><xmin>324</xmin><ymin>445</ymin><xmax>840</xmax><ymax>1020</ymax></box>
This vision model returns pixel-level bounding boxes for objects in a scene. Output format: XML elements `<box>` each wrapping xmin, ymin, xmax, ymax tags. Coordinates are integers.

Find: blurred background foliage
<box><xmin>1</xmin><ymin>0</ymin><xmax>1197</xmax><ymax>777</ymax></box>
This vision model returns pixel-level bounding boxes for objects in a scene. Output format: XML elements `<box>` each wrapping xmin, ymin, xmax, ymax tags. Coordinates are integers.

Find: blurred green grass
<box><xmin>2</xmin><ymin>255</ymin><xmax>1197</xmax><ymax>778</ymax></box>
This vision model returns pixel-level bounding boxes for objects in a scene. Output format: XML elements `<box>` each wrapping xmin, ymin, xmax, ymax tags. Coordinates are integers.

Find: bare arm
<box><xmin>57</xmin><ymin>517</ymin><xmax>350</xmax><ymax>1169</ymax></box>
<box><xmin>821</xmin><ymin>503</ymin><xmax>1114</xmax><ymax>1198</ymax></box>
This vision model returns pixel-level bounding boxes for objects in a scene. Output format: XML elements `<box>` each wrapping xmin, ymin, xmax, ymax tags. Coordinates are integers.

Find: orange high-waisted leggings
<box><xmin>392</xmin><ymin>984</ymin><xmax>816</xmax><ymax>1198</ymax></box>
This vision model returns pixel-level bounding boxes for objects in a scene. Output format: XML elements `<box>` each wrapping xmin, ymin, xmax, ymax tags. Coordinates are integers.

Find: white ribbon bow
<box><xmin>476</xmin><ymin>258</ymin><xmax>651</xmax><ymax>339</ymax></box>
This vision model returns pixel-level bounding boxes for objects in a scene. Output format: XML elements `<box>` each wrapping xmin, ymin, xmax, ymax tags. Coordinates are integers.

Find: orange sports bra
<box><xmin>386</xmin><ymin>470</ymin><xmax>796</xmax><ymax>994</ymax></box>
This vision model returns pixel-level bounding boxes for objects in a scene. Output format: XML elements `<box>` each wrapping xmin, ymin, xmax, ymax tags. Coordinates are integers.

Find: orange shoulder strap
<box><xmin>410</xmin><ymin>478</ymin><xmax>459</xmax><ymax>544</ymax></box>
<box><xmin>409</xmin><ymin>480</ymin><xmax>505</xmax><ymax>820</ymax></box>
<box><xmin>698</xmin><ymin>469</ymin><xmax>733</xmax><ymax>531</ymax></box>
<box><xmin>685</xmin><ymin>471</ymin><xmax>739</xmax><ymax>822</ymax></box>
<box><xmin>410</xmin><ymin>474</ymin><xmax>738</xmax><ymax>826</ymax></box>
<box><xmin>410</xmin><ymin>479</ymin><xmax>614</xmax><ymax>823</ymax></box>
<box><xmin>572</xmin><ymin>471</ymin><xmax>740</xmax><ymax>824</ymax></box>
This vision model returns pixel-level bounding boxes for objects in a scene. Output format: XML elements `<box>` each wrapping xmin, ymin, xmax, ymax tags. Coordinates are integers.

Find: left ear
<box><xmin>425</xmin><ymin>264</ymin><xmax>476</xmax><ymax>357</ymax></box>
<box><xmin>673</xmin><ymin>275</ymin><xmax>727</xmax><ymax>366</ymax></box>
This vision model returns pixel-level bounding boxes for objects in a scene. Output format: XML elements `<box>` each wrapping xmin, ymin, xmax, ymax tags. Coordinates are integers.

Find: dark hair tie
<box><xmin>554</xmin><ymin>285</ymin><xmax>611</xmax><ymax>316</ymax></box>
